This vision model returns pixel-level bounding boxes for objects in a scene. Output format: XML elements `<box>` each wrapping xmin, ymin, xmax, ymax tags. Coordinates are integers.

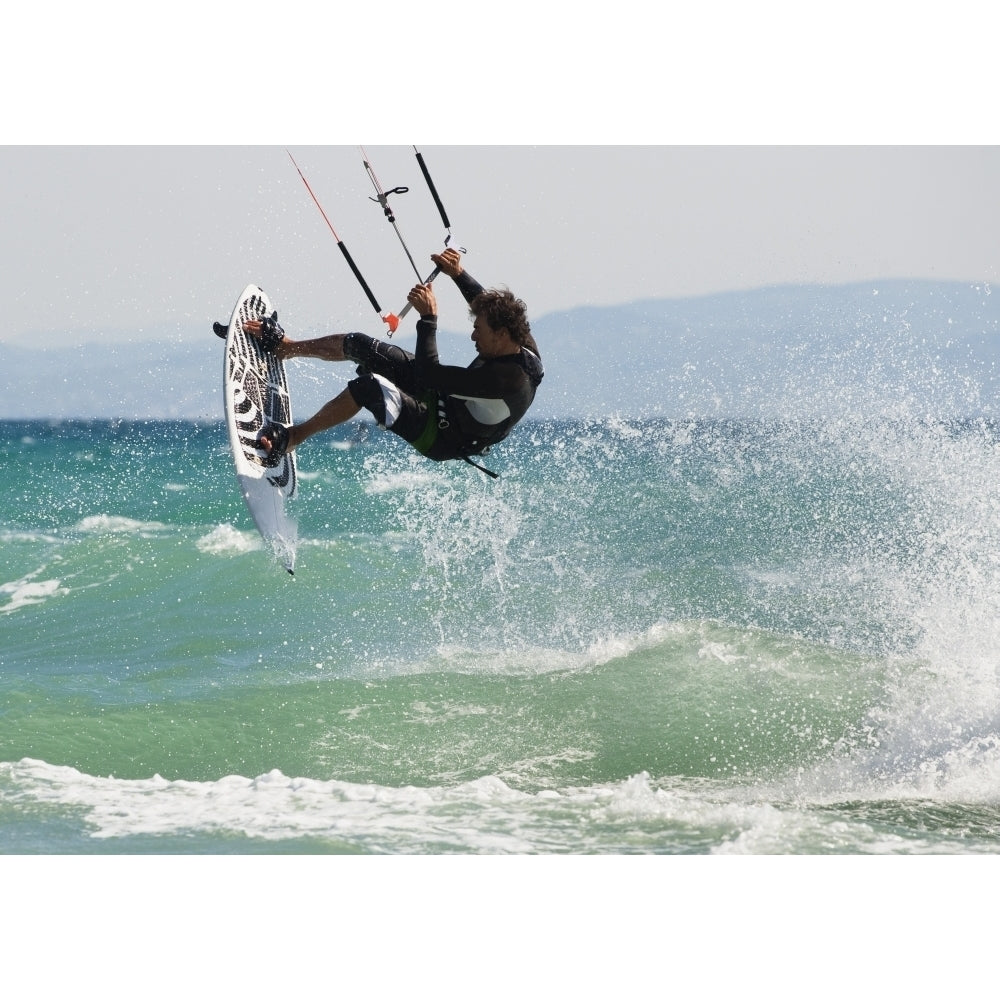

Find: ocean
<box><xmin>5</xmin><ymin>410</ymin><xmax>1000</xmax><ymax>855</ymax></box>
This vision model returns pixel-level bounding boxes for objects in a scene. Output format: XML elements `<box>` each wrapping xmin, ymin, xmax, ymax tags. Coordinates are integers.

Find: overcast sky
<box><xmin>3</xmin><ymin>145</ymin><xmax>998</xmax><ymax>350</ymax></box>
<box><xmin>4</xmin><ymin>6</ymin><xmax>997</xmax><ymax>350</ymax></box>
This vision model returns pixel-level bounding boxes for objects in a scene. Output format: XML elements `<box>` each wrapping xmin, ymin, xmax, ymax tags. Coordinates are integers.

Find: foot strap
<box><xmin>257</xmin><ymin>312</ymin><xmax>285</xmax><ymax>354</ymax></box>
<box><xmin>256</xmin><ymin>423</ymin><xmax>290</xmax><ymax>467</ymax></box>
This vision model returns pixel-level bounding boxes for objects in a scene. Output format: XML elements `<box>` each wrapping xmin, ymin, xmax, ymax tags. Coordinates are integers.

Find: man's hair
<box><xmin>470</xmin><ymin>289</ymin><xmax>532</xmax><ymax>346</ymax></box>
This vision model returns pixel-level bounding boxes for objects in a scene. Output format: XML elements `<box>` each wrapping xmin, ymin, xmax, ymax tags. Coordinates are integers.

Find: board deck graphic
<box><xmin>222</xmin><ymin>284</ymin><xmax>298</xmax><ymax>574</ymax></box>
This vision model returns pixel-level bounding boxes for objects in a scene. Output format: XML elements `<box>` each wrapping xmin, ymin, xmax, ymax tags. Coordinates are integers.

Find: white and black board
<box><xmin>222</xmin><ymin>284</ymin><xmax>298</xmax><ymax>574</ymax></box>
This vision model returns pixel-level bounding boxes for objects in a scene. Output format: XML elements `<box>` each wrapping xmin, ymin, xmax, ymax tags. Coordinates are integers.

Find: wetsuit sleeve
<box><xmin>415</xmin><ymin>314</ymin><xmax>441</xmax><ymax>366</ymax></box>
<box><xmin>414</xmin><ymin>263</ymin><xmax>480</xmax><ymax>364</ymax></box>
<box><xmin>453</xmin><ymin>270</ymin><xmax>484</xmax><ymax>305</ymax></box>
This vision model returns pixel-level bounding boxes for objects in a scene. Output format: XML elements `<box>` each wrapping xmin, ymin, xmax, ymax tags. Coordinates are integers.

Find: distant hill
<box><xmin>2</xmin><ymin>280</ymin><xmax>998</xmax><ymax>421</ymax></box>
<box><xmin>535</xmin><ymin>279</ymin><xmax>1000</xmax><ymax>421</ymax></box>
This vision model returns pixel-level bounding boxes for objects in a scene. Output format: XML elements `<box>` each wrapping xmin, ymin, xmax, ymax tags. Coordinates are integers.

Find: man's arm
<box><xmin>431</xmin><ymin>249</ymin><xmax>483</xmax><ymax>305</ymax></box>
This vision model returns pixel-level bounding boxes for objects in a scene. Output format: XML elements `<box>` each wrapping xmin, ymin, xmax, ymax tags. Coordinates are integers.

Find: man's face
<box><xmin>471</xmin><ymin>313</ymin><xmax>510</xmax><ymax>358</ymax></box>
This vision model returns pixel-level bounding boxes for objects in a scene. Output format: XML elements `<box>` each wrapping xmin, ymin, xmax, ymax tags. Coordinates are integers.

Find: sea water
<box><xmin>4</xmin><ymin>413</ymin><xmax>1000</xmax><ymax>857</ymax></box>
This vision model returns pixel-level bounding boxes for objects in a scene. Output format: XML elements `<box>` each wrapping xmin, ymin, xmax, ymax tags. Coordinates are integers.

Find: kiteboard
<box><xmin>222</xmin><ymin>284</ymin><xmax>298</xmax><ymax>574</ymax></box>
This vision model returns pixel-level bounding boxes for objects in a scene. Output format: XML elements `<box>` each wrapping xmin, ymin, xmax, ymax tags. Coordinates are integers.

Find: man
<box><xmin>243</xmin><ymin>248</ymin><xmax>543</xmax><ymax>475</ymax></box>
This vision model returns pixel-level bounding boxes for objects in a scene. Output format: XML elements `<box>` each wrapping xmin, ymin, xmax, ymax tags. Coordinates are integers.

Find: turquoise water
<box><xmin>3</xmin><ymin>415</ymin><xmax>1000</xmax><ymax>854</ymax></box>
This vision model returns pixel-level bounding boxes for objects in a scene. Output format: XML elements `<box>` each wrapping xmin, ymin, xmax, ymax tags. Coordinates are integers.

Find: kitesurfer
<box><xmin>244</xmin><ymin>248</ymin><xmax>543</xmax><ymax>476</ymax></box>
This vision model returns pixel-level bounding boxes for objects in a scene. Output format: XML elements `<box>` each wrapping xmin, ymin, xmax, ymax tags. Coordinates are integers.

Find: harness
<box><xmin>410</xmin><ymin>392</ymin><xmax>501</xmax><ymax>479</ymax></box>
<box><xmin>419</xmin><ymin>347</ymin><xmax>542</xmax><ymax>478</ymax></box>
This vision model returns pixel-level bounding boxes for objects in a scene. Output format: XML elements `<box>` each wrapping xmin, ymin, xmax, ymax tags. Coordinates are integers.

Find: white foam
<box><xmin>75</xmin><ymin>514</ymin><xmax>169</xmax><ymax>536</ymax></box>
<box><xmin>0</xmin><ymin>576</ymin><xmax>67</xmax><ymax>614</ymax></box>
<box><xmin>583</xmin><ymin>621</ymin><xmax>699</xmax><ymax>667</ymax></box>
<box><xmin>5</xmin><ymin>757</ymin><xmax>989</xmax><ymax>855</ymax></box>
<box><xmin>0</xmin><ymin>529</ymin><xmax>61</xmax><ymax>545</ymax></box>
<box><xmin>365</xmin><ymin>469</ymin><xmax>439</xmax><ymax>495</ymax></box>
<box><xmin>910</xmin><ymin>734</ymin><xmax>1000</xmax><ymax>801</ymax></box>
<box><xmin>403</xmin><ymin>643</ymin><xmax>584</xmax><ymax>678</ymax></box>
<box><xmin>364</xmin><ymin>623</ymin><xmax>691</xmax><ymax>681</ymax></box>
<box><xmin>196</xmin><ymin>524</ymin><xmax>263</xmax><ymax>557</ymax></box>
<box><xmin>2</xmin><ymin>758</ymin><xmax>542</xmax><ymax>850</ymax></box>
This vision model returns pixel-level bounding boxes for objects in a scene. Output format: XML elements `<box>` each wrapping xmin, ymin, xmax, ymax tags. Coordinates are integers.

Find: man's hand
<box><xmin>408</xmin><ymin>283</ymin><xmax>437</xmax><ymax>318</ymax></box>
<box><xmin>431</xmin><ymin>247</ymin><xmax>464</xmax><ymax>278</ymax></box>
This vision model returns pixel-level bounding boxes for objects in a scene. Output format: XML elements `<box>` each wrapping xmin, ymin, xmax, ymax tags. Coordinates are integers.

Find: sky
<box><xmin>3</xmin><ymin>145</ymin><xmax>999</xmax><ymax>351</ymax></box>
<box><xmin>4</xmin><ymin>5</ymin><xmax>998</xmax><ymax>351</ymax></box>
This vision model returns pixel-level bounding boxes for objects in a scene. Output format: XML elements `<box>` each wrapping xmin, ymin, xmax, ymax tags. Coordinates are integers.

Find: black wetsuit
<box><xmin>345</xmin><ymin>271</ymin><xmax>544</xmax><ymax>465</ymax></box>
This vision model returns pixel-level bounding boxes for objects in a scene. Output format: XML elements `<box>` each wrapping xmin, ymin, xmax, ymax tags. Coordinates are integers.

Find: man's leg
<box><xmin>256</xmin><ymin>332</ymin><xmax>411</xmax><ymax>458</ymax></box>
<box><xmin>260</xmin><ymin>387</ymin><xmax>361</xmax><ymax>455</ymax></box>
<box><xmin>276</xmin><ymin>334</ymin><xmax>351</xmax><ymax>363</ymax></box>
<box><xmin>242</xmin><ymin>319</ymin><xmax>352</xmax><ymax>363</ymax></box>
